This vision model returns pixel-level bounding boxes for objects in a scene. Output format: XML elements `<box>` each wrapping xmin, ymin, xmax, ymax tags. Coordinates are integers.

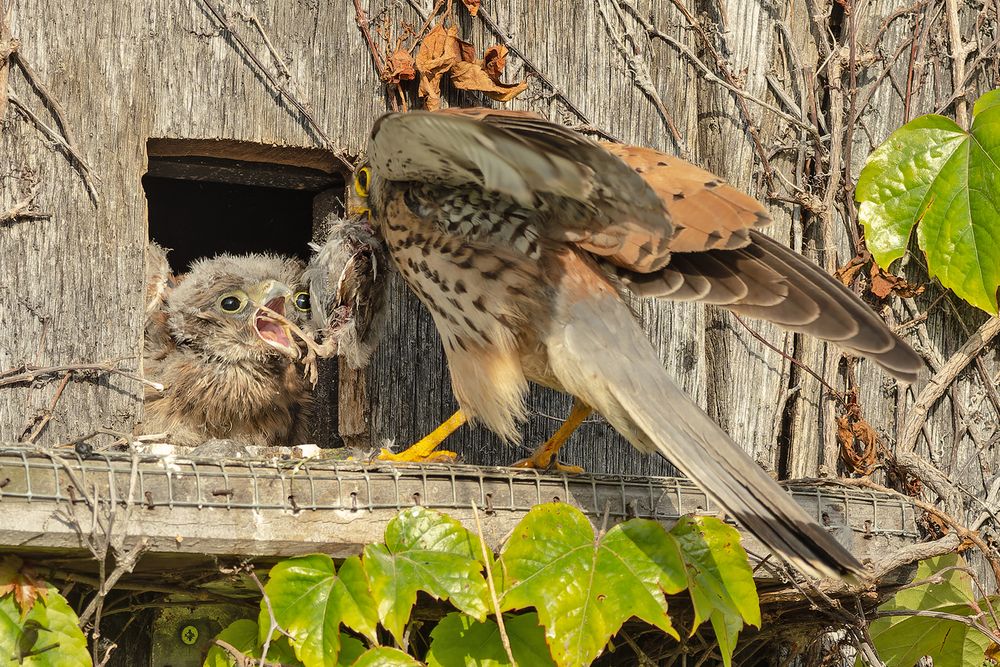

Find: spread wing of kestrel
<box><xmin>327</xmin><ymin>108</ymin><xmax>923</xmax><ymax>579</ymax></box>
<box><xmin>141</xmin><ymin>244</ymin><xmax>316</xmax><ymax>447</ymax></box>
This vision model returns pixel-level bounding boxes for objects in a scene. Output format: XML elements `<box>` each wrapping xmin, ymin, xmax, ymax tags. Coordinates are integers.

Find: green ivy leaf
<box><xmin>261</xmin><ymin>554</ymin><xmax>378</xmax><ymax>667</ymax></box>
<box><xmin>204</xmin><ymin>619</ymin><xmax>303</xmax><ymax>667</ymax></box>
<box><xmin>857</xmin><ymin>90</ymin><xmax>1000</xmax><ymax>313</ymax></box>
<box><xmin>363</xmin><ymin>506</ymin><xmax>490</xmax><ymax>645</ymax></box>
<box><xmin>337</xmin><ymin>635</ymin><xmax>368</xmax><ymax>665</ymax></box>
<box><xmin>351</xmin><ymin>646</ymin><xmax>423</xmax><ymax>666</ymax></box>
<box><xmin>866</xmin><ymin>554</ymin><xmax>998</xmax><ymax>667</ymax></box>
<box><xmin>499</xmin><ymin>504</ymin><xmax>682</xmax><ymax>667</ymax></box>
<box><xmin>425</xmin><ymin>612</ymin><xmax>554</xmax><ymax>666</ymax></box>
<box><xmin>974</xmin><ymin>89</ymin><xmax>1000</xmax><ymax>116</ymax></box>
<box><xmin>0</xmin><ymin>584</ymin><xmax>91</xmax><ymax>666</ymax></box>
<box><xmin>671</xmin><ymin>515</ymin><xmax>760</xmax><ymax>666</ymax></box>
<box><xmin>205</xmin><ymin>619</ymin><xmax>258</xmax><ymax>667</ymax></box>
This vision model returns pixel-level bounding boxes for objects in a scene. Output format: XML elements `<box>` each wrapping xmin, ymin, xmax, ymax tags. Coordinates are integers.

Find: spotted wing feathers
<box><xmin>370</xmin><ymin>109</ymin><xmax>676</xmax><ymax>272</ymax></box>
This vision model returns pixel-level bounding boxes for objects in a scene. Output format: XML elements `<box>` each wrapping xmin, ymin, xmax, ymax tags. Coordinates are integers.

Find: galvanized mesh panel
<box><xmin>0</xmin><ymin>448</ymin><xmax>918</xmax><ymax>539</ymax></box>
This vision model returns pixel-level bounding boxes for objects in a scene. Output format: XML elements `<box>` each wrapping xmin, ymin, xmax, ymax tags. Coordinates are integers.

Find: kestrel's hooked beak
<box><xmin>250</xmin><ymin>280</ymin><xmax>299</xmax><ymax>359</ymax></box>
<box><xmin>350</xmin><ymin>166</ymin><xmax>372</xmax><ymax>218</ymax></box>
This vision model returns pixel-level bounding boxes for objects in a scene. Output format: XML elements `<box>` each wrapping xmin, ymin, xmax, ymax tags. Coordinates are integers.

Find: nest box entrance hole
<box><xmin>142</xmin><ymin>138</ymin><xmax>350</xmax><ymax>447</ymax></box>
<box><xmin>143</xmin><ymin>138</ymin><xmax>347</xmax><ymax>269</ymax></box>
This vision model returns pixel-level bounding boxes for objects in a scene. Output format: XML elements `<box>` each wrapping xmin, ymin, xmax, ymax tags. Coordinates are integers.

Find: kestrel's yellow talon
<box><xmin>512</xmin><ymin>399</ymin><xmax>592</xmax><ymax>474</ymax></box>
<box><xmin>377</xmin><ymin>409</ymin><xmax>467</xmax><ymax>464</ymax></box>
<box><xmin>511</xmin><ymin>454</ymin><xmax>584</xmax><ymax>475</ymax></box>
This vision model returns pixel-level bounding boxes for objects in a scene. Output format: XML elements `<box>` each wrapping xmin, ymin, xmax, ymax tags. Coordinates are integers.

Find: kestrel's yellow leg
<box><xmin>378</xmin><ymin>410</ymin><xmax>467</xmax><ymax>463</ymax></box>
<box><xmin>512</xmin><ymin>399</ymin><xmax>591</xmax><ymax>474</ymax></box>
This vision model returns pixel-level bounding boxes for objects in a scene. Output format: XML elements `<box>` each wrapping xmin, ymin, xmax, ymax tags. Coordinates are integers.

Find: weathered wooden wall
<box><xmin>0</xmin><ymin>0</ymin><xmax>381</xmax><ymax>446</ymax></box>
<box><xmin>2</xmin><ymin>0</ymin><xmax>998</xmax><ymax>492</ymax></box>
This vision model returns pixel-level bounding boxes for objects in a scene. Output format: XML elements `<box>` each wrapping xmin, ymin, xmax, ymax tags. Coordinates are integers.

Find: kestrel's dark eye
<box><xmin>219</xmin><ymin>295</ymin><xmax>244</xmax><ymax>313</ymax></box>
<box><xmin>293</xmin><ymin>291</ymin><xmax>311</xmax><ymax>312</ymax></box>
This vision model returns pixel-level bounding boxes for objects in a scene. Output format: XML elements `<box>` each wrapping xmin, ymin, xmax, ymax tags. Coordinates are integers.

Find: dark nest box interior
<box><xmin>143</xmin><ymin>139</ymin><xmax>345</xmax><ymax>268</ymax></box>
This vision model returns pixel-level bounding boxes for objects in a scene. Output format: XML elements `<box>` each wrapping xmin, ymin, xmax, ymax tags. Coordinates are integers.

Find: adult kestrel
<box><xmin>340</xmin><ymin>108</ymin><xmax>923</xmax><ymax>579</ymax></box>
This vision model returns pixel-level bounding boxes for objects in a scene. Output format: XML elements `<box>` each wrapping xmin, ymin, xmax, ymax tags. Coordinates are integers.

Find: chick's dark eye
<box><xmin>220</xmin><ymin>295</ymin><xmax>243</xmax><ymax>312</ymax></box>
<box><xmin>294</xmin><ymin>291</ymin><xmax>311</xmax><ymax>312</ymax></box>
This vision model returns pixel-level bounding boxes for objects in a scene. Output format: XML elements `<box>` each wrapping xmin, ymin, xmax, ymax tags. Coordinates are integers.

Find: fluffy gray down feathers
<box><xmin>305</xmin><ymin>218</ymin><xmax>389</xmax><ymax>370</ymax></box>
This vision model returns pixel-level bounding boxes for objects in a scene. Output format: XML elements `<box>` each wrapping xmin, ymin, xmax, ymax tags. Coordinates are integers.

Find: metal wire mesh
<box><xmin>0</xmin><ymin>447</ymin><xmax>919</xmax><ymax>539</ymax></box>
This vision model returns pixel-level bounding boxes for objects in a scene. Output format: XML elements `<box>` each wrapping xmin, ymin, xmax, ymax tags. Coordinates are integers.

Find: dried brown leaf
<box><xmin>13</xmin><ymin>569</ymin><xmax>45</xmax><ymax>615</ymax></box>
<box><xmin>415</xmin><ymin>25</ymin><xmax>523</xmax><ymax>109</ymax></box>
<box><xmin>387</xmin><ymin>49</ymin><xmax>416</xmax><ymax>84</ymax></box>
<box><xmin>0</xmin><ymin>555</ymin><xmax>21</xmax><ymax>597</ymax></box>
<box><xmin>0</xmin><ymin>556</ymin><xmax>47</xmax><ymax>616</ymax></box>
<box><xmin>869</xmin><ymin>263</ymin><xmax>925</xmax><ymax>299</ymax></box>
<box><xmin>450</xmin><ymin>60</ymin><xmax>527</xmax><ymax>101</ymax></box>
<box><xmin>461</xmin><ymin>0</ymin><xmax>482</xmax><ymax>16</ymax></box>
<box><xmin>415</xmin><ymin>24</ymin><xmax>474</xmax><ymax>110</ymax></box>
<box><xmin>836</xmin><ymin>396</ymin><xmax>879</xmax><ymax>475</ymax></box>
<box><xmin>482</xmin><ymin>44</ymin><xmax>507</xmax><ymax>82</ymax></box>
<box><xmin>919</xmin><ymin>511</ymin><xmax>950</xmax><ymax>540</ymax></box>
<box><xmin>834</xmin><ymin>253</ymin><xmax>867</xmax><ymax>288</ymax></box>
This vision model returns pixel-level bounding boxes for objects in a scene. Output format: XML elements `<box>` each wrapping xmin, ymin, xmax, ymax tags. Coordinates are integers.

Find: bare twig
<box><xmin>471</xmin><ymin>501</ymin><xmax>515</xmax><ymax>665</ymax></box>
<box><xmin>8</xmin><ymin>90</ymin><xmax>100</xmax><ymax>203</ymax></box>
<box><xmin>47</xmin><ymin>569</ymin><xmax>250</xmax><ymax>604</ymax></box>
<box><xmin>754</xmin><ymin>535</ymin><xmax>962</xmax><ymax>605</ymax></box>
<box><xmin>854</xmin><ymin>25</ymin><xmax>925</xmax><ymax>120</ymax></box>
<box><xmin>0</xmin><ymin>180</ymin><xmax>50</xmax><ymax>225</ymax></box>
<box><xmin>11</xmin><ymin>49</ymin><xmax>86</xmax><ymax>167</ymax></box>
<box><xmin>595</xmin><ymin>0</ymin><xmax>688</xmax><ymax>156</ymax></box>
<box><xmin>0</xmin><ymin>361</ymin><xmax>164</xmax><ymax>392</ymax></box>
<box><xmin>944</xmin><ymin>0</ymin><xmax>970</xmax><ymax>127</ymax></box>
<box><xmin>899</xmin><ymin>317</ymin><xmax>1000</xmax><ymax>455</ymax></box>
<box><xmin>353</xmin><ymin>0</ymin><xmax>388</xmax><ymax>77</ymax></box>
<box><xmin>0</xmin><ymin>4</ymin><xmax>14</xmax><ymax>120</ymax></box>
<box><xmin>477</xmin><ymin>7</ymin><xmax>618</xmax><ymax>142</ymax></box>
<box><xmin>354</xmin><ymin>0</ymin><xmax>403</xmax><ymax>112</ymax></box>
<box><xmin>828</xmin><ymin>475</ymin><xmax>1000</xmax><ymax>586</ymax></box>
<box><xmin>866</xmin><ymin>533</ymin><xmax>963</xmax><ymax>582</ymax></box>
<box><xmin>660</xmin><ymin>0</ymin><xmax>774</xmax><ymax>189</ymax></box>
<box><xmin>841</xmin><ymin>3</ymin><xmax>863</xmax><ymax>238</ymax></box>
<box><xmin>406</xmin><ymin>0</ymin><xmax>445</xmax><ymax>55</ymax></box>
<box><xmin>22</xmin><ymin>371</ymin><xmax>71</xmax><ymax>442</ymax></box>
<box><xmin>2</xmin><ymin>36</ymin><xmax>97</xmax><ymax>207</ymax></box>
<box><xmin>247</xmin><ymin>567</ymin><xmax>294</xmax><ymax>666</ymax></box>
<box><xmin>245</xmin><ymin>13</ymin><xmax>291</xmax><ymax>80</ymax></box>
<box><xmin>733</xmin><ymin>314</ymin><xmax>846</xmax><ymax>408</ymax></box>
<box><xmin>214</xmin><ymin>639</ymin><xmax>291</xmax><ymax>667</ymax></box>
<box><xmin>196</xmin><ymin>0</ymin><xmax>354</xmax><ymax>171</ymax></box>
<box><xmin>630</xmin><ymin>12</ymin><xmax>820</xmax><ymax>139</ymax></box>
<box><xmin>48</xmin><ymin>452</ymin><xmax>149</xmax><ymax>664</ymax></box>
<box><xmin>874</xmin><ymin>608</ymin><xmax>1000</xmax><ymax>644</ymax></box>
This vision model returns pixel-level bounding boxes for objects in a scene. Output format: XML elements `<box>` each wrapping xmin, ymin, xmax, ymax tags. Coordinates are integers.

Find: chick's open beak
<box><xmin>251</xmin><ymin>281</ymin><xmax>299</xmax><ymax>359</ymax></box>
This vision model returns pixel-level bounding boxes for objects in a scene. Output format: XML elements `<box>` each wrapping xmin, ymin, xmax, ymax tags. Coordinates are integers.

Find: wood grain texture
<box><xmin>2</xmin><ymin>0</ymin><xmax>996</xmax><ymax>491</ymax></box>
